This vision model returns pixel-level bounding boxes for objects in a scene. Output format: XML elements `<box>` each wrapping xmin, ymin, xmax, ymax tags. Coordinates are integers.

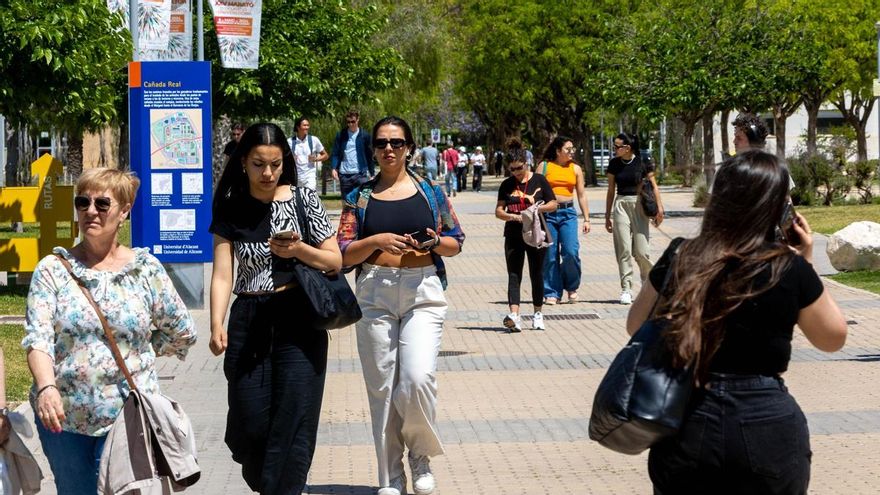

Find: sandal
<box><xmin>567</xmin><ymin>292</ymin><xmax>579</xmax><ymax>304</ymax></box>
<box><xmin>544</xmin><ymin>297</ymin><xmax>558</xmax><ymax>306</ymax></box>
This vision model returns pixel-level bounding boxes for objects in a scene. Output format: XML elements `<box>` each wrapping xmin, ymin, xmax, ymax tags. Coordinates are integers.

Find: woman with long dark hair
<box><xmin>337</xmin><ymin>116</ymin><xmax>465</xmax><ymax>495</ymax></box>
<box><xmin>495</xmin><ymin>138</ymin><xmax>557</xmax><ymax>331</ymax></box>
<box><xmin>209</xmin><ymin>122</ymin><xmax>342</xmax><ymax>494</ymax></box>
<box><xmin>605</xmin><ymin>132</ymin><xmax>663</xmax><ymax>305</ymax></box>
<box><xmin>626</xmin><ymin>151</ymin><xmax>847</xmax><ymax>494</ymax></box>
<box><xmin>535</xmin><ymin>136</ymin><xmax>590</xmax><ymax>305</ymax></box>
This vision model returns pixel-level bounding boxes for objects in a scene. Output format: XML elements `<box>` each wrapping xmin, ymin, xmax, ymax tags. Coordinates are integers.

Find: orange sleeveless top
<box><xmin>544</xmin><ymin>161</ymin><xmax>576</xmax><ymax>197</ymax></box>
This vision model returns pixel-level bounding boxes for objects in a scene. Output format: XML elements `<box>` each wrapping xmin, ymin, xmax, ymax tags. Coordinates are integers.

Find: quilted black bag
<box><xmin>588</xmin><ymin>239</ymin><xmax>693</xmax><ymax>454</ymax></box>
<box><xmin>639</xmin><ymin>160</ymin><xmax>659</xmax><ymax>218</ymax></box>
<box><xmin>292</xmin><ymin>188</ymin><xmax>362</xmax><ymax>330</ymax></box>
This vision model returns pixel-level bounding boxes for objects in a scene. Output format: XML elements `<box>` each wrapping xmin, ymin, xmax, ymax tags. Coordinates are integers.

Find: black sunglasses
<box><xmin>509</xmin><ymin>165</ymin><xmax>525</xmax><ymax>172</ymax></box>
<box><xmin>74</xmin><ymin>196</ymin><xmax>113</xmax><ymax>212</ymax></box>
<box><xmin>373</xmin><ymin>138</ymin><xmax>408</xmax><ymax>150</ymax></box>
<box><xmin>613</xmin><ymin>143</ymin><xmax>629</xmax><ymax>150</ymax></box>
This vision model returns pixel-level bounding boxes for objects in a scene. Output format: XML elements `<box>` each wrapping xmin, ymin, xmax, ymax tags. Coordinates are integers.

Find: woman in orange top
<box><xmin>536</xmin><ymin>136</ymin><xmax>591</xmax><ymax>305</ymax></box>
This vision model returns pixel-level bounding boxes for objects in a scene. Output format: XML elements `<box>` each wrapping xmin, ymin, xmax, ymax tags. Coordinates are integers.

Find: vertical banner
<box><xmin>108</xmin><ymin>0</ymin><xmax>189</xmax><ymax>60</ymax></box>
<box><xmin>431</xmin><ymin>128</ymin><xmax>441</xmax><ymax>144</ymax></box>
<box><xmin>128</xmin><ymin>61</ymin><xmax>213</xmax><ymax>262</ymax></box>
<box><xmin>208</xmin><ymin>0</ymin><xmax>262</xmax><ymax>69</ymax></box>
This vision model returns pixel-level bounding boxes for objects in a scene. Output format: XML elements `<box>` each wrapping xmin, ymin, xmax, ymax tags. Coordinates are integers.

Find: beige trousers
<box><xmin>355</xmin><ymin>264</ymin><xmax>447</xmax><ymax>486</ymax></box>
<box><xmin>612</xmin><ymin>195</ymin><xmax>653</xmax><ymax>291</ymax></box>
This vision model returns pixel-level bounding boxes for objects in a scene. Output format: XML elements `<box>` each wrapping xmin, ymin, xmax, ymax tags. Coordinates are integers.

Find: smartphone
<box><xmin>778</xmin><ymin>202</ymin><xmax>799</xmax><ymax>245</ymax></box>
<box><xmin>408</xmin><ymin>230</ymin><xmax>436</xmax><ymax>249</ymax></box>
<box><xmin>273</xmin><ymin>230</ymin><xmax>299</xmax><ymax>240</ymax></box>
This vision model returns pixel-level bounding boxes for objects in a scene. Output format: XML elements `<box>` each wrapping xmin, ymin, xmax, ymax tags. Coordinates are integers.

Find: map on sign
<box><xmin>160</xmin><ymin>209</ymin><xmax>196</xmax><ymax>231</ymax></box>
<box><xmin>150</xmin><ymin>109</ymin><xmax>203</xmax><ymax>169</ymax></box>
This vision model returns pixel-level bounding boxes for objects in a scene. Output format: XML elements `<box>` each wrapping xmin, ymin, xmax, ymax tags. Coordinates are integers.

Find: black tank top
<box><xmin>363</xmin><ymin>191</ymin><xmax>435</xmax><ymax>237</ymax></box>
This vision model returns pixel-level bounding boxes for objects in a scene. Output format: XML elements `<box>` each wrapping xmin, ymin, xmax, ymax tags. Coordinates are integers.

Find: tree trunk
<box><xmin>5</xmin><ymin>125</ymin><xmax>19</xmax><ymax>186</ymax></box>
<box><xmin>66</xmin><ymin>132</ymin><xmax>84</xmax><ymax>179</ymax></box>
<box><xmin>803</xmin><ymin>96</ymin><xmax>821</xmax><ymax>156</ymax></box>
<box><xmin>774</xmin><ymin>113</ymin><xmax>787</xmax><ymax>160</ymax></box>
<box><xmin>117</xmin><ymin>120</ymin><xmax>130</xmax><ymax>170</ymax></box>
<box><xmin>719</xmin><ymin>109</ymin><xmax>730</xmax><ymax>158</ymax></box>
<box><xmin>679</xmin><ymin>118</ymin><xmax>697</xmax><ymax>187</ymax></box>
<box><xmin>702</xmin><ymin>109</ymin><xmax>714</xmax><ymax>182</ymax></box>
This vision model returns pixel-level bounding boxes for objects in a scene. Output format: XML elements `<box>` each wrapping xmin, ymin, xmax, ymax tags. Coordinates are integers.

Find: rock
<box><xmin>826</xmin><ymin>221</ymin><xmax>880</xmax><ymax>271</ymax></box>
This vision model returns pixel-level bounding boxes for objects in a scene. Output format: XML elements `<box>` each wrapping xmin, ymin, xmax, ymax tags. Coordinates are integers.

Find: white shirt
<box><xmin>287</xmin><ymin>134</ymin><xmax>325</xmax><ymax>189</ymax></box>
<box><xmin>472</xmin><ymin>153</ymin><xmax>486</xmax><ymax>167</ymax></box>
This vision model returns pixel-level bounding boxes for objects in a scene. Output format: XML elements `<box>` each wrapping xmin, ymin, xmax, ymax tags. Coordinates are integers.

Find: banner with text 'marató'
<box><xmin>128</xmin><ymin>61</ymin><xmax>213</xmax><ymax>262</ymax></box>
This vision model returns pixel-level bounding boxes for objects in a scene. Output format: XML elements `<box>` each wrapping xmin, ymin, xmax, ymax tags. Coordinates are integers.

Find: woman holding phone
<box><xmin>209</xmin><ymin>123</ymin><xmax>342</xmax><ymax>495</ymax></box>
<box><xmin>337</xmin><ymin>116</ymin><xmax>465</xmax><ymax>495</ymax></box>
<box><xmin>627</xmin><ymin>151</ymin><xmax>846</xmax><ymax>493</ymax></box>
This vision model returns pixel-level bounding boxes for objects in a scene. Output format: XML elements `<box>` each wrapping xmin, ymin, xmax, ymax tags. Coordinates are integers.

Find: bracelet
<box><xmin>36</xmin><ymin>384</ymin><xmax>58</xmax><ymax>397</ymax></box>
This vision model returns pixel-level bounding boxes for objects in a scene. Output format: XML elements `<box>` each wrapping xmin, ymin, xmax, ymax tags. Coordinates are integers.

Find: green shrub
<box><xmin>846</xmin><ymin>159</ymin><xmax>877</xmax><ymax>204</ymax></box>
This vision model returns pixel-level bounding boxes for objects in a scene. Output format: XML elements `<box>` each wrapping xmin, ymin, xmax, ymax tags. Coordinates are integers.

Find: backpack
<box><xmin>521</xmin><ymin>201</ymin><xmax>553</xmax><ymax>249</ymax></box>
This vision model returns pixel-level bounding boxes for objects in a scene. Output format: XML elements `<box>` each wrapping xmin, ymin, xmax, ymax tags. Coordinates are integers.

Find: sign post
<box><xmin>128</xmin><ymin>61</ymin><xmax>213</xmax><ymax>307</ymax></box>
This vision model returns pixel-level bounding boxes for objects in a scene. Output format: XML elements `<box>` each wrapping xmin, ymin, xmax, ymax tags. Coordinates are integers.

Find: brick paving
<box><xmin>18</xmin><ymin>176</ymin><xmax>880</xmax><ymax>494</ymax></box>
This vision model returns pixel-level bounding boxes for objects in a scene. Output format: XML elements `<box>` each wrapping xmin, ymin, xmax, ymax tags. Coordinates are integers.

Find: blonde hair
<box><xmin>76</xmin><ymin>168</ymin><xmax>140</xmax><ymax>206</ymax></box>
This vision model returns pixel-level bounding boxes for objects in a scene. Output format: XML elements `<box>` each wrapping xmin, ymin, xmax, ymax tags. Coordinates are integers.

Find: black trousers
<box><xmin>472</xmin><ymin>166</ymin><xmax>483</xmax><ymax>191</ymax></box>
<box><xmin>456</xmin><ymin>167</ymin><xmax>468</xmax><ymax>191</ymax></box>
<box><xmin>504</xmin><ymin>234</ymin><xmax>546</xmax><ymax>308</ymax></box>
<box><xmin>339</xmin><ymin>172</ymin><xmax>367</xmax><ymax>199</ymax></box>
<box><xmin>224</xmin><ymin>288</ymin><xmax>329</xmax><ymax>495</ymax></box>
<box><xmin>649</xmin><ymin>374</ymin><xmax>811</xmax><ymax>495</ymax></box>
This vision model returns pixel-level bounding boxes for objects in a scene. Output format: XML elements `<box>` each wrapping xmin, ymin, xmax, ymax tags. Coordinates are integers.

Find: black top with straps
<box><xmin>362</xmin><ymin>191</ymin><xmax>435</xmax><ymax>239</ymax></box>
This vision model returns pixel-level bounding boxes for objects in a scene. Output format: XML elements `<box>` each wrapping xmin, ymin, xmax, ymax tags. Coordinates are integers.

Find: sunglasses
<box><xmin>373</xmin><ymin>138</ymin><xmax>408</xmax><ymax>150</ymax></box>
<box><xmin>74</xmin><ymin>195</ymin><xmax>114</xmax><ymax>212</ymax></box>
<box><xmin>613</xmin><ymin>143</ymin><xmax>629</xmax><ymax>150</ymax></box>
<box><xmin>346</xmin><ymin>120</ymin><xmax>358</xmax><ymax>124</ymax></box>
<box><xmin>509</xmin><ymin>165</ymin><xmax>525</xmax><ymax>172</ymax></box>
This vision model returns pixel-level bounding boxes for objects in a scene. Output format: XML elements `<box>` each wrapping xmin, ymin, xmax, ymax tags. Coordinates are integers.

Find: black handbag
<box><xmin>639</xmin><ymin>160</ymin><xmax>658</xmax><ymax>218</ymax></box>
<box><xmin>291</xmin><ymin>188</ymin><xmax>362</xmax><ymax>330</ymax></box>
<box><xmin>588</xmin><ymin>239</ymin><xmax>693</xmax><ymax>454</ymax></box>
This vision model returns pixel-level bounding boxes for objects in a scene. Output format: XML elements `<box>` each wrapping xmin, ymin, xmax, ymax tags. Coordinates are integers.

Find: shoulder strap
<box><xmin>542</xmin><ymin>160</ymin><xmax>548</xmax><ymax>175</ymax></box>
<box><xmin>307</xmin><ymin>134</ymin><xmax>314</xmax><ymax>154</ymax></box>
<box><xmin>292</xmin><ymin>186</ymin><xmax>312</xmax><ymax>245</ymax></box>
<box><xmin>54</xmin><ymin>254</ymin><xmax>137</xmax><ymax>391</ymax></box>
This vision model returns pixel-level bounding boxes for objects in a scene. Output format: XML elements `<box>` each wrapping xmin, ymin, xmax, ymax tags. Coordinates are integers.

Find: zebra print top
<box><xmin>209</xmin><ymin>186</ymin><xmax>335</xmax><ymax>294</ymax></box>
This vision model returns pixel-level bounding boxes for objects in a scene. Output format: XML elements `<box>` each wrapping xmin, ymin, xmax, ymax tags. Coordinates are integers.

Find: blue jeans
<box><xmin>649</xmin><ymin>374</ymin><xmax>811</xmax><ymax>494</ymax></box>
<box><xmin>426</xmin><ymin>167</ymin><xmax>438</xmax><ymax>182</ymax></box>
<box><xmin>445</xmin><ymin>169</ymin><xmax>457</xmax><ymax>195</ymax></box>
<box><xmin>543</xmin><ymin>207</ymin><xmax>581</xmax><ymax>299</ymax></box>
<box><xmin>36</xmin><ymin>416</ymin><xmax>107</xmax><ymax>495</ymax></box>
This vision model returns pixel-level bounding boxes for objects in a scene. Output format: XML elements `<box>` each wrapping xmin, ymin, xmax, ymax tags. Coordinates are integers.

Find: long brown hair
<box><xmin>658</xmin><ymin>151</ymin><xmax>794</xmax><ymax>381</ymax></box>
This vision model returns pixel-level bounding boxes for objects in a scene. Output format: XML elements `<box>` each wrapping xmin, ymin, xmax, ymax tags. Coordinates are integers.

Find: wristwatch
<box><xmin>0</xmin><ymin>407</ymin><xmax>8</xmax><ymax>416</ymax></box>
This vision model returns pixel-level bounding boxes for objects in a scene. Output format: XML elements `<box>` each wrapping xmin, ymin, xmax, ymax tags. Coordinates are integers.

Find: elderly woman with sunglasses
<box><xmin>337</xmin><ymin>116</ymin><xmax>465</xmax><ymax>495</ymax></box>
<box><xmin>604</xmin><ymin>132</ymin><xmax>664</xmax><ymax>306</ymax></box>
<box><xmin>22</xmin><ymin>168</ymin><xmax>196</xmax><ymax>495</ymax></box>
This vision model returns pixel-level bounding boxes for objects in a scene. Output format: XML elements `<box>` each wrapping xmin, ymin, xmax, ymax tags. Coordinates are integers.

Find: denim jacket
<box><xmin>337</xmin><ymin>169</ymin><xmax>465</xmax><ymax>289</ymax></box>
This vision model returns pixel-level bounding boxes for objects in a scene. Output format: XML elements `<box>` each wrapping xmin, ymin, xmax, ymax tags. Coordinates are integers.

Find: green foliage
<box><xmin>0</xmin><ymin>324</ymin><xmax>30</xmax><ymax>402</ymax></box>
<box><xmin>204</xmin><ymin>1</ymin><xmax>408</xmax><ymax>122</ymax></box>
<box><xmin>829</xmin><ymin>270</ymin><xmax>880</xmax><ymax>295</ymax></box>
<box><xmin>846</xmin><ymin>160</ymin><xmax>877</xmax><ymax>204</ymax></box>
<box><xmin>0</xmin><ymin>0</ymin><xmax>131</xmax><ymax>132</ymax></box>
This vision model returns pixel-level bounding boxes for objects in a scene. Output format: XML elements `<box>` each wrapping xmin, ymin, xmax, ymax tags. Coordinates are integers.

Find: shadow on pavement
<box><xmin>307</xmin><ymin>485</ymin><xmax>374</xmax><ymax>495</ymax></box>
<box><xmin>840</xmin><ymin>354</ymin><xmax>880</xmax><ymax>362</ymax></box>
<box><xmin>456</xmin><ymin>325</ymin><xmax>507</xmax><ymax>333</ymax></box>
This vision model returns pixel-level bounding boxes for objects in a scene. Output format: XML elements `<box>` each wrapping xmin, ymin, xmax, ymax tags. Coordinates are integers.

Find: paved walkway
<box><xmin>19</xmin><ymin>176</ymin><xmax>880</xmax><ymax>494</ymax></box>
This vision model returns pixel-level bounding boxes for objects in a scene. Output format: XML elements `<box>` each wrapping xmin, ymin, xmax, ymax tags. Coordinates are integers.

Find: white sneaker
<box><xmin>408</xmin><ymin>453</ymin><xmax>436</xmax><ymax>495</ymax></box>
<box><xmin>532</xmin><ymin>311</ymin><xmax>545</xmax><ymax>330</ymax></box>
<box><xmin>619</xmin><ymin>291</ymin><xmax>633</xmax><ymax>305</ymax></box>
<box><xmin>378</xmin><ymin>473</ymin><xmax>407</xmax><ymax>495</ymax></box>
<box><xmin>503</xmin><ymin>313</ymin><xmax>522</xmax><ymax>333</ymax></box>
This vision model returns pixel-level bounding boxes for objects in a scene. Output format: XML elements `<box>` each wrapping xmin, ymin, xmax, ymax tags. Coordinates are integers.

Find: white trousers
<box><xmin>355</xmin><ymin>264</ymin><xmax>447</xmax><ymax>486</ymax></box>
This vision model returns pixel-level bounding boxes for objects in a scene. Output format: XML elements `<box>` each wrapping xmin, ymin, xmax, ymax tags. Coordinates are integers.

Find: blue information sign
<box><xmin>128</xmin><ymin>61</ymin><xmax>212</xmax><ymax>262</ymax></box>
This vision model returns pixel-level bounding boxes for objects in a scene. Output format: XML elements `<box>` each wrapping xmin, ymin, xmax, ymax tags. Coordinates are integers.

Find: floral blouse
<box><xmin>22</xmin><ymin>247</ymin><xmax>197</xmax><ymax>436</ymax></box>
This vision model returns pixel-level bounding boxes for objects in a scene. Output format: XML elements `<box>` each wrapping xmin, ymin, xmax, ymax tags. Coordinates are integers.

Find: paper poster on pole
<box><xmin>208</xmin><ymin>0</ymin><xmax>262</xmax><ymax>69</ymax></box>
<box><xmin>430</xmin><ymin>128</ymin><xmax>441</xmax><ymax>144</ymax></box>
<box><xmin>107</xmin><ymin>0</ymin><xmax>188</xmax><ymax>60</ymax></box>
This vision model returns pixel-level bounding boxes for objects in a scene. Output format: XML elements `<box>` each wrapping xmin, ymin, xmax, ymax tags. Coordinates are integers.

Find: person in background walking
<box><xmin>210</xmin><ymin>123</ymin><xmax>342</xmax><ymax>494</ymax></box>
<box><xmin>493</xmin><ymin>148</ymin><xmax>504</xmax><ymax>177</ymax></box>
<box><xmin>421</xmin><ymin>141</ymin><xmax>440</xmax><ymax>181</ymax></box>
<box><xmin>495</xmin><ymin>138</ymin><xmax>557</xmax><ymax>332</ymax></box>
<box><xmin>337</xmin><ymin>116</ymin><xmax>465</xmax><ymax>495</ymax></box>
<box><xmin>331</xmin><ymin>110</ymin><xmax>374</xmax><ymax>198</ymax></box>
<box><xmin>456</xmin><ymin>146</ymin><xmax>469</xmax><ymax>192</ymax></box>
<box><xmin>604</xmin><ymin>132</ymin><xmax>663</xmax><ymax>305</ymax></box>
<box><xmin>628</xmin><ymin>150</ymin><xmax>847</xmax><ymax>494</ymax></box>
<box><xmin>223</xmin><ymin>122</ymin><xmax>245</xmax><ymax>159</ymax></box>
<box><xmin>287</xmin><ymin>117</ymin><xmax>329</xmax><ymax>191</ymax></box>
<box><xmin>23</xmin><ymin>168</ymin><xmax>196</xmax><ymax>495</ymax></box>
<box><xmin>471</xmin><ymin>146</ymin><xmax>486</xmax><ymax>192</ymax></box>
<box><xmin>536</xmin><ymin>136</ymin><xmax>590</xmax><ymax>305</ymax></box>
<box><xmin>442</xmin><ymin>144</ymin><xmax>459</xmax><ymax>197</ymax></box>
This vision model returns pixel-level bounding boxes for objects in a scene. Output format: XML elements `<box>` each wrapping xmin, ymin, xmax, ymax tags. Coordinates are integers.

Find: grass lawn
<box><xmin>0</xmin><ymin>285</ymin><xmax>28</xmax><ymax>315</ymax></box>
<box><xmin>797</xmin><ymin>204</ymin><xmax>880</xmax><ymax>235</ymax></box>
<box><xmin>0</xmin><ymin>324</ymin><xmax>30</xmax><ymax>403</ymax></box>
<box><xmin>829</xmin><ymin>270</ymin><xmax>880</xmax><ymax>296</ymax></box>
<box><xmin>319</xmin><ymin>193</ymin><xmax>343</xmax><ymax>211</ymax></box>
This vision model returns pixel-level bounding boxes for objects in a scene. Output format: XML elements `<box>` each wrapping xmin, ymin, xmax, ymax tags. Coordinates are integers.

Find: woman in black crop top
<box><xmin>337</xmin><ymin>116</ymin><xmax>464</xmax><ymax>495</ymax></box>
<box><xmin>208</xmin><ymin>123</ymin><xmax>342</xmax><ymax>495</ymax></box>
<box><xmin>624</xmin><ymin>151</ymin><xmax>847</xmax><ymax>494</ymax></box>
